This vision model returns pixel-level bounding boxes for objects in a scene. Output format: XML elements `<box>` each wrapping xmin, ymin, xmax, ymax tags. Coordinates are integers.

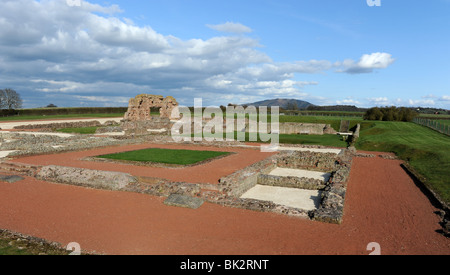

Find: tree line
<box><xmin>364</xmin><ymin>106</ymin><xmax>419</xmax><ymax>122</ymax></box>
<box><xmin>307</xmin><ymin>105</ymin><xmax>368</xmax><ymax>112</ymax></box>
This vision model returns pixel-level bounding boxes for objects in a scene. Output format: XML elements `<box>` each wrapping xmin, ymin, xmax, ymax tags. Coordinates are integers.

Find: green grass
<box><xmin>419</xmin><ymin>114</ymin><xmax>450</xmax><ymax>119</ymax></box>
<box><xmin>278</xmin><ymin>134</ymin><xmax>348</xmax><ymax>147</ymax></box>
<box><xmin>355</xmin><ymin>121</ymin><xmax>450</xmax><ymax>204</ymax></box>
<box><xmin>56</xmin><ymin>127</ymin><xmax>99</xmax><ymax>134</ymax></box>
<box><xmin>0</xmin><ymin>113</ymin><xmax>124</xmax><ymax>121</ymax></box>
<box><xmin>0</xmin><ymin>237</ymin><xmax>69</xmax><ymax>255</ymax></box>
<box><xmin>98</xmin><ymin>148</ymin><xmax>230</xmax><ymax>165</ymax></box>
<box><xmin>0</xmin><ymin>239</ymin><xmax>34</xmax><ymax>255</ymax></box>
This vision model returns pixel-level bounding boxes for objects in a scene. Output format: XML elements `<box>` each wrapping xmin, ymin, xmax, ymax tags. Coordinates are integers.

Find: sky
<box><xmin>0</xmin><ymin>0</ymin><xmax>449</xmax><ymax>109</ymax></box>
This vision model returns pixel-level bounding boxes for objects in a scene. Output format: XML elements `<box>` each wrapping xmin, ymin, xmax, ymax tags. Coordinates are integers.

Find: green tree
<box><xmin>364</xmin><ymin>106</ymin><xmax>418</xmax><ymax>122</ymax></box>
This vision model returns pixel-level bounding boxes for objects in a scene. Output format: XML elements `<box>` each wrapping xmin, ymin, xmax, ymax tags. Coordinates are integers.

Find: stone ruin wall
<box><xmin>122</xmin><ymin>94</ymin><xmax>179</xmax><ymax>135</ymax></box>
<box><xmin>124</xmin><ymin>94</ymin><xmax>179</xmax><ymax>121</ymax></box>
<box><xmin>236</xmin><ymin>122</ymin><xmax>337</xmax><ymax>135</ymax></box>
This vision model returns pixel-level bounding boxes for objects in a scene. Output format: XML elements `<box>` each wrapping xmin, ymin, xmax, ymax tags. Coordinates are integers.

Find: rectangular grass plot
<box><xmin>97</xmin><ymin>148</ymin><xmax>230</xmax><ymax>165</ymax></box>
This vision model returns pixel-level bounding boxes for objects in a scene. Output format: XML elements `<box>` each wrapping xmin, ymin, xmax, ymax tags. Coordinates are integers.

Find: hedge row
<box><xmin>1</xmin><ymin>107</ymin><xmax>128</xmax><ymax>117</ymax></box>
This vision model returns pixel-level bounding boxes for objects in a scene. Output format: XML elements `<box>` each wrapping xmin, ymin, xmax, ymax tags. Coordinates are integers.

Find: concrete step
<box><xmin>240</xmin><ymin>185</ymin><xmax>321</xmax><ymax>211</ymax></box>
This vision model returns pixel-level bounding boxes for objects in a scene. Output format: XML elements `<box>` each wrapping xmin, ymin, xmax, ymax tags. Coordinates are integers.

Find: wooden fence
<box><xmin>413</xmin><ymin>118</ymin><xmax>450</xmax><ymax>136</ymax></box>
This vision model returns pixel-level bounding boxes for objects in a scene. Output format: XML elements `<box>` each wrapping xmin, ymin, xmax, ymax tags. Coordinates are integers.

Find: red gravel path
<box><xmin>0</xmin><ymin>153</ymin><xmax>449</xmax><ymax>255</ymax></box>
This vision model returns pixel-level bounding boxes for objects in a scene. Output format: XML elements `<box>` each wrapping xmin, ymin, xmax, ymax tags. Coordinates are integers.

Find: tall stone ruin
<box><xmin>122</xmin><ymin>94</ymin><xmax>179</xmax><ymax>135</ymax></box>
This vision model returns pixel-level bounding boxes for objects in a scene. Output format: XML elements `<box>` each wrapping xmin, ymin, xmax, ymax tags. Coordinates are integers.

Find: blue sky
<box><xmin>0</xmin><ymin>0</ymin><xmax>449</xmax><ymax>109</ymax></box>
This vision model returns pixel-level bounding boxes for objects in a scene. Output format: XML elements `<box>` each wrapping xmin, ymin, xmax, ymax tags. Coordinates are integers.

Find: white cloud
<box><xmin>422</xmin><ymin>94</ymin><xmax>437</xmax><ymax>99</ymax></box>
<box><xmin>367</xmin><ymin>97</ymin><xmax>391</xmax><ymax>106</ymax></box>
<box><xmin>74</xmin><ymin>95</ymin><xmax>129</xmax><ymax>104</ymax></box>
<box><xmin>207</xmin><ymin>22</ymin><xmax>253</xmax><ymax>34</ymax></box>
<box><xmin>0</xmin><ymin>0</ymin><xmax>398</xmax><ymax>108</ymax></box>
<box><xmin>337</xmin><ymin>52</ymin><xmax>395</xmax><ymax>74</ymax></box>
<box><xmin>408</xmin><ymin>99</ymin><xmax>436</xmax><ymax>106</ymax></box>
<box><xmin>336</xmin><ymin>98</ymin><xmax>361</xmax><ymax>105</ymax></box>
<box><xmin>88</xmin><ymin>16</ymin><xmax>169</xmax><ymax>52</ymax></box>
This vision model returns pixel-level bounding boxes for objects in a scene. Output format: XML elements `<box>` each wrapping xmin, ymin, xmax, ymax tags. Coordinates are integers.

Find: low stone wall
<box><xmin>12</xmin><ymin>120</ymin><xmax>118</xmax><ymax>130</ymax></box>
<box><xmin>0</xmin><ymin>133</ymin><xmax>130</xmax><ymax>156</ymax></box>
<box><xmin>257</xmin><ymin>174</ymin><xmax>327</xmax><ymax>190</ymax></box>
<box><xmin>122</xmin><ymin>118</ymin><xmax>173</xmax><ymax>135</ymax></box>
<box><xmin>349</xmin><ymin>123</ymin><xmax>361</xmax><ymax>146</ymax></box>
<box><xmin>278</xmin><ymin>123</ymin><xmax>336</xmax><ymax>135</ymax></box>
<box><xmin>125</xmin><ymin>178</ymin><xmax>202</xmax><ymax>198</ymax></box>
<box><xmin>95</xmin><ymin>126</ymin><xmax>124</xmax><ymax>134</ymax></box>
<box><xmin>218</xmin><ymin>155</ymin><xmax>277</xmax><ymax>197</ymax></box>
<box><xmin>310</xmin><ymin>183</ymin><xmax>347</xmax><ymax>224</ymax></box>
<box><xmin>239</xmin><ymin>122</ymin><xmax>337</xmax><ymax>135</ymax></box>
<box><xmin>36</xmin><ymin>165</ymin><xmax>137</xmax><ymax>191</ymax></box>
<box><xmin>276</xmin><ymin>150</ymin><xmax>339</xmax><ymax>172</ymax></box>
<box><xmin>310</xmin><ymin>150</ymin><xmax>353</xmax><ymax>224</ymax></box>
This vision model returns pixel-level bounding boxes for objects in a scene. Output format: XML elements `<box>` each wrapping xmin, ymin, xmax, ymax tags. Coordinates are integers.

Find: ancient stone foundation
<box><xmin>216</xmin><ymin>148</ymin><xmax>353</xmax><ymax>223</ymax></box>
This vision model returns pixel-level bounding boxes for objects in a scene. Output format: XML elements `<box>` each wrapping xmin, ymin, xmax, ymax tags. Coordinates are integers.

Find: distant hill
<box><xmin>243</xmin><ymin>98</ymin><xmax>313</xmax><ymax>110</ymax></box>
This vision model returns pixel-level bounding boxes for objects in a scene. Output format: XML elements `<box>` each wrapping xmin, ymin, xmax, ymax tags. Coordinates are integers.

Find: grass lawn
<box><xmin>356</xmin><ymin>121</ymin><xmax>450</xmax><ymax>205</ymax></box>
<box><xmin>56</xmin><ymin>127</ymin><xmax>99</xmax><ymax>134</ymax></box>
<box><xmin>98</xmin><ymin>148</ymin><xmax>230</xmax><ymax>165</ymax></box>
